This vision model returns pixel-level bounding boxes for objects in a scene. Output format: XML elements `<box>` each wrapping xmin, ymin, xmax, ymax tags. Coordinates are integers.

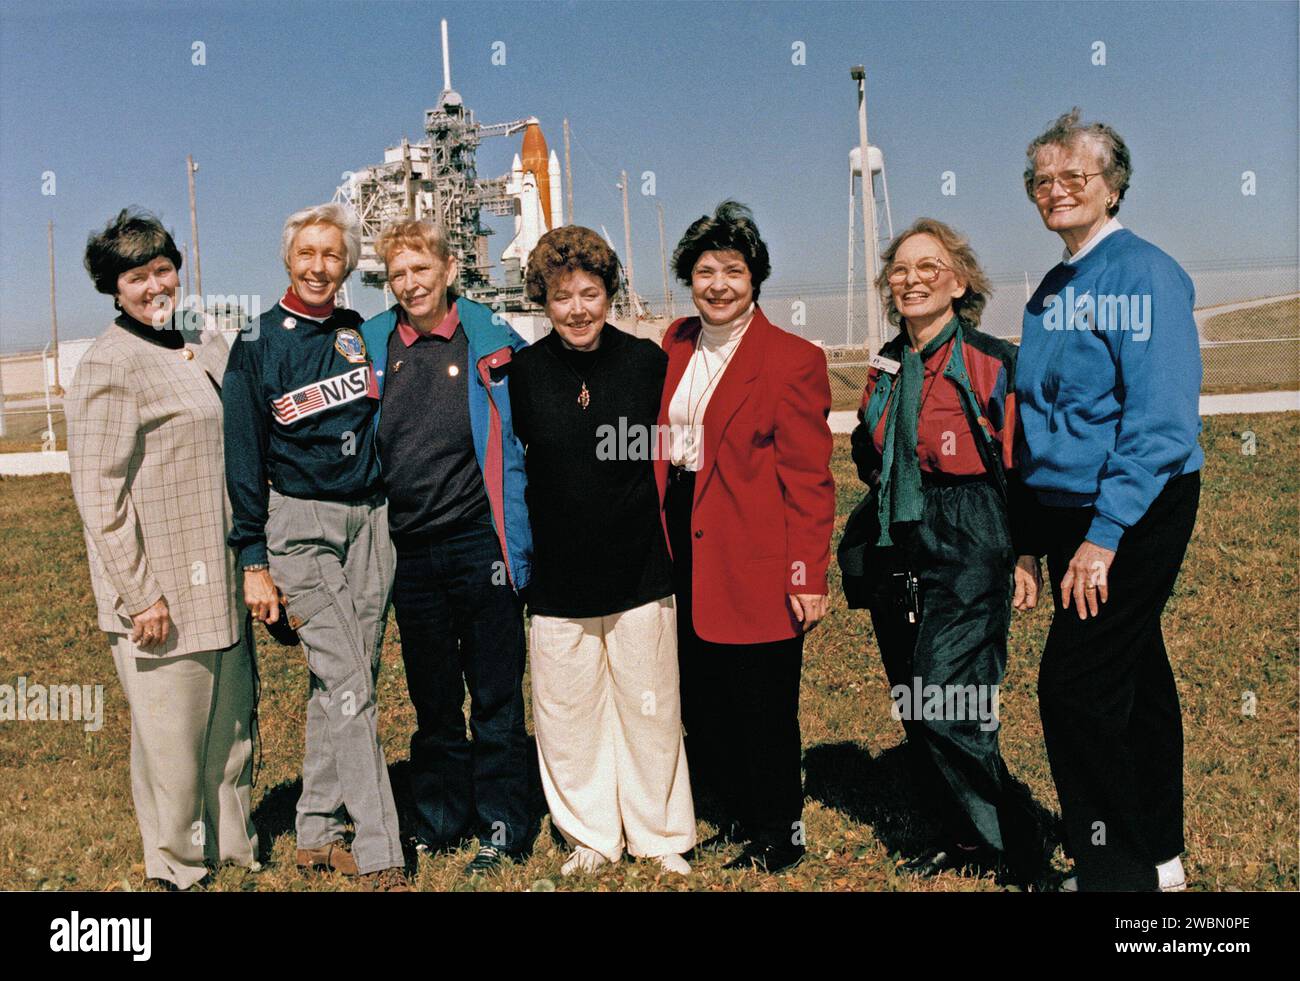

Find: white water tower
<box><xmin>847</xmin><ymin>144</ymin><xmax>894</xmax><ymax>347</ymax></box>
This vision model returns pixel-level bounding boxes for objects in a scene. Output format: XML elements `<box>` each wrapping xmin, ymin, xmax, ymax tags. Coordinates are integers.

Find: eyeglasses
<box><xmin>1032</xmin><ymin>171</ymin><xmax>1103</xmax><ymax>198</ymax></box>
<box><xmin>885</xmin><ymin>258</ymin><xmax>951</xmax><ymax>285</ymax></box>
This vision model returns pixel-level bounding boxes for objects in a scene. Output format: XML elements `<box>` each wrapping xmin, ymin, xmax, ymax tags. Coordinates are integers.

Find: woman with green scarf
<box><xmin>843</xmin><ymin>218</ymin><xmax>1050</xmax><ymax>887</ymax></box>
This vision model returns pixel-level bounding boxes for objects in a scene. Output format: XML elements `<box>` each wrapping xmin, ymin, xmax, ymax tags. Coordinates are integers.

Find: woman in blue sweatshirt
<box><xmin>1016</xmin><ymin>109</ymin><xmax>1203</xmax><ymax>892</ymax></box>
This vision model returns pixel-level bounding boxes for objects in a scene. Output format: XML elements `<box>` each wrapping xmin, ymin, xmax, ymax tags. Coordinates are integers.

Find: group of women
<box><xmin>66</xmin><ymin>107</ymin><xmax>1201</xmax><ymax>892</ymax></box>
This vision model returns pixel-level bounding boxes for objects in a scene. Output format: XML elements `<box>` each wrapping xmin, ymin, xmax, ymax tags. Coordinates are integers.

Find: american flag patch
<box><xmin>271</xmin><ymin>366</ymin><xmax>373</xmax><ymax>425</ymax></box>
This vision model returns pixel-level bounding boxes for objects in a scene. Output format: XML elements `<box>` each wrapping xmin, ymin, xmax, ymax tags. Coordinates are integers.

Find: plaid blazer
<box><xmin>66</xmin><ymin>319</ymin><xmax>242</xmax><ymax>656</ymax></box>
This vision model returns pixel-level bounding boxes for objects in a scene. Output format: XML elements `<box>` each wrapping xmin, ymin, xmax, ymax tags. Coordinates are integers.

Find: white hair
<box><xmin>281</xmin><ymin>202</ymin><xmax>361</xmax><ymax>277</ymax></box>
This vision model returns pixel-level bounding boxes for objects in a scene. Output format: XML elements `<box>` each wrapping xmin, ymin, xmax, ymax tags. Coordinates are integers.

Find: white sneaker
<box><xmin>561</xmin><ymin>846</ymin><xmax>608</xmax><ymax>877</ymax></box>
<box><xmin>1157</xmin><ymin>856</ymin><xmax>1186</xmax><ymax>892</ymax></box>
<box><xmin>655</xmin><ymin>853</ymin><xmax>691</xmax><ymax>875</ymax></box>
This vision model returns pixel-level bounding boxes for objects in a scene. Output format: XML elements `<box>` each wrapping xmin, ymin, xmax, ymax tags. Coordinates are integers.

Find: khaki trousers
<box><xmin>266</xmin><ymin>489</ymin><xmax>402</xmax><ymax>874</ymax></box>
<box><xmin>530</xmin><ymin>597</ymin><xmax>696</xmax><ymax>862</ymax></box>
<box><xmin>111</xmin><ymin>629</ymin><xmax>258</xmax><ymax>888</ymax></box>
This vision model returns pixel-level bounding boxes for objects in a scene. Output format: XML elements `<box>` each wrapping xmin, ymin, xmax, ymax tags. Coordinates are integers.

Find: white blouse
<box><xmin>666</xmin><ymin>304</ymin><xmax>755</xmax><ymax>470</ymax></box>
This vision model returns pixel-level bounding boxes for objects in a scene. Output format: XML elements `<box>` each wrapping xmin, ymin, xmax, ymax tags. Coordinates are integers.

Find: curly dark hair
<box><xmin>671</xmin><ymin>200</ymin><xmax>771</xmax><ymax>300</ymax></box>
<box><xmin>84</xmin><ymin>208</ymin><xmax>183</xmax><ymax>295</ymax></box>
<box><xmin>525</xmin><ymin>225</ymin><xmax>621</xmax><ymax>305</ymax></box>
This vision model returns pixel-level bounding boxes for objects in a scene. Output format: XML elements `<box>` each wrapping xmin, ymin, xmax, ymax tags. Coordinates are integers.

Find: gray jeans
<box><xmin>267</xmin><ymin>489</ymin><xmax>401</xmax><ymax>873</ymax></box>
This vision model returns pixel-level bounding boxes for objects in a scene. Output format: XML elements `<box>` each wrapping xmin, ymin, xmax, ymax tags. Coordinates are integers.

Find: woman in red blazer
<box><xmin>655</xmin><ymin>201</ymin><xmax>835</xmax><ymax>873</ymax></box>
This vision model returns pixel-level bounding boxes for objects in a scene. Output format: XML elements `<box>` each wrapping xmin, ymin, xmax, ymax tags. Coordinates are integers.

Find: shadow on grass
<box><xmin>803</xmin><ymin>740</ymin><xmax>1061</xmax><ymax>866</ymax></box>
<box><xmin>804</xmin><ymin>740</ymin><xmax>940</xmax><ymax>858</ymax></box>
<box><xmin>250</xmin><ymin>737</ymin><xmax>550</xmax><ymax>868</ymax></box>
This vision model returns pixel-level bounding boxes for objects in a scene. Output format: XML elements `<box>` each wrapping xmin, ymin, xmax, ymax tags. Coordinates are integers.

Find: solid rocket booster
<box><xmin>520</xmin><ymin>120</ymin><xmax>553</xmax><ymax>230</ymax></box>
<box><xmin>548</xmin><ymin>150</ymin><xmax>563</xmax><ymax>227</ymax></box>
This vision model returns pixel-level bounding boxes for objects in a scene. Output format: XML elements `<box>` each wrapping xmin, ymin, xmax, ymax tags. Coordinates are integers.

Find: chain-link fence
<box><xmin>3</xmin><ymin>260</ymin><xmax>1296</xmax><ymax>446</ymax></box>
<box><xmin>720</xmin><ymin>260</ymin><xmax>1300</xmax><ymax>410</ymax></box>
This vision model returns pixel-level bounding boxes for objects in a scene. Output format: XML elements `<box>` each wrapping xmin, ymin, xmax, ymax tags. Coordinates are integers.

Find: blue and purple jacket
<box><xmin>360</xmin><ymin>297</ymin><xmax>532</xmax><ymax>591</ymax></box>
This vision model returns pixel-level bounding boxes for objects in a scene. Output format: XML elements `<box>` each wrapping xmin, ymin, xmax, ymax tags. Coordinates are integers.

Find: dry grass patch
<box><xmin>0</xmin><ymin>414</ymin><xmax>1295</xmax><ymax>891</ymax></box>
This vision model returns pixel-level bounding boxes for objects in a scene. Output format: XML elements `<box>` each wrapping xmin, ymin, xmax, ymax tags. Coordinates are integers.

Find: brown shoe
<box><xmin>295</xmin><ymin>840</ymin><xmax>359</xmax><ymax>875</ymax></box>
<box><xmin>361</xmin><ymin>867</ymin><xmax>412</xmax><ymax>892</ymax></box>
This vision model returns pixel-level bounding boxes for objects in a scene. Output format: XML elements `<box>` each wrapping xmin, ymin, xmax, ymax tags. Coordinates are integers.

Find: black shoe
<box><xmin>902</xmin><ymin>843</ymin><xmax>997</xmax><ymax>878</ymax></box>
<box><xmin>463</xmin><ymin>844</ymin><xmax>512</xmax><ymax>876</ymax></box>
<box><xmin>723</xmin><ymin>842</ymin><xmax>805</xmax><ymax>873</ymax></box>
<box><xmin>698</xmin><ymin>821</ymin><xmax>749</xmax><ymax>852</ymax></box>
<box><xmin>999</xmin><ymin>840</ymin><xmax>1056</xmax><ymax>890</ymax></box>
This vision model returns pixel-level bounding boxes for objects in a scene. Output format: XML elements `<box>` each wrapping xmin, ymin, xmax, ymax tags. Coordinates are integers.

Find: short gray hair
<box><xmin>1023</xmin><ymin>107</ymin><xmax>1132</xmax><ymax>218</ymax></box>
<box><xmin>281</xmin><ymin>202</ymin><xmax>361</xmax><ymax>276</ymax></box>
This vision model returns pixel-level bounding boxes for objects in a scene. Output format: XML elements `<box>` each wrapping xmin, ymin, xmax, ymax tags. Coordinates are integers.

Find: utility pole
<box><xmin>563</xmin><ymin>118</ymin><xmax>574</xmax><ymax>226</ymax></box>
<box><xmin>47</xmin><ymin>221</ymin><xmax>61</xmax><ymax>396</ymax></box>
<box><xmin>183</xmin><ymin>243</ymin><xmax>193</xmax><ymax>296</ymax></box>
<box><xmin>851</xmin><ymin>66</ymin><xmax>882</xmax><ymax>356</ymax></box>
<box><xmin>656</xmin><ymin>201</ymin><xmax>672</xmax><ymax>320</ymax></box>
<box><xmin>618</xmin><ymin>170</ymin><xmax>636</xmax><ymax>320</ymax></box>
<box><xmin>187</xmin><ymin>155</ymin><xmax>203</xmax><ymax>302</ymax></box>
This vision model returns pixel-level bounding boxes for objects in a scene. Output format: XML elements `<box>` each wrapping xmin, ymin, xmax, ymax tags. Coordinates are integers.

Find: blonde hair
<box><xmin>374</xmin><ymin>218</ymin><xmax>453</xmax><ymax>266</ymax></box>
<box><xmin>874</xmin><ymin>218</ymin><xmax>991</xmax><ymax>328</ymax></box>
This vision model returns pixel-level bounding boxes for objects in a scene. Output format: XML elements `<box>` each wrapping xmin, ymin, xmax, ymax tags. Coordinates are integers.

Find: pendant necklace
<box><xmin>684</xmin><ymin>329</ymin><xmax>743</xmax><ymax>454</ymax></box>
<box><xmin>548</xmin><ymin>340</ymin><xmax>594</xmax><ymax>410</ymax></box>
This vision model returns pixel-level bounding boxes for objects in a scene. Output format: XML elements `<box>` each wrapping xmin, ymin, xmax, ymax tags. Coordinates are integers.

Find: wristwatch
<box><xmin>243</xmin><ymin>563</ymin><xmax>269</xmax><ymax>572</ymax></box>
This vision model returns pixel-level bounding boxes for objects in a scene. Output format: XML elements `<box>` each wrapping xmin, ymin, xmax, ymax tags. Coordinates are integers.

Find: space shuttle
<box><xmin>502</xmin><ymin>120</ymin><xmax>563</xmax><ymax>268</ymax></box>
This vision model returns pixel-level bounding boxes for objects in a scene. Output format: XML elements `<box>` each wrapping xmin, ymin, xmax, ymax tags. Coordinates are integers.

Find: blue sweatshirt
<box><xmin>1016</xmin><ymin>229</ymin><xmax>1203</xmax><ymax>551</ymax></box>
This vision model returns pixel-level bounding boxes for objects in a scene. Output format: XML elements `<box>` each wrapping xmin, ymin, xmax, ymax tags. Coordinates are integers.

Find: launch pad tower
<box><xmin>333</xmin><ymin>20</ymin><xmax>557</xmax><ymax>314</ymax></box>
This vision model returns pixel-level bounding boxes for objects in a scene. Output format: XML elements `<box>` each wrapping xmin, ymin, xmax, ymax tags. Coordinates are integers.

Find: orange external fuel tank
<box><xmin>520</xmin><ymin>122</ymin><xmax>552</xmax><ymax>230</ymax></box>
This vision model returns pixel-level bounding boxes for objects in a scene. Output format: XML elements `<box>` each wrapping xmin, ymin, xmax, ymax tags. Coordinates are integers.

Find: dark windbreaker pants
<box><xmin>867</xmin><ymin>476</ymin><xmax>1038</xmax><ymax>856</ymax></box>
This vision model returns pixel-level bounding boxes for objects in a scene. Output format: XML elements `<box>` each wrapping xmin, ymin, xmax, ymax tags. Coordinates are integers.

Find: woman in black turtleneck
<box><xmin>510</xmin><ymin>226</ymin><xmax>696</xmax><ymax>877</ymax></box>
<box><xmin>65</xmin><ymin>209</ymin><xmax>258</xmax><ymax>890</ymax></box>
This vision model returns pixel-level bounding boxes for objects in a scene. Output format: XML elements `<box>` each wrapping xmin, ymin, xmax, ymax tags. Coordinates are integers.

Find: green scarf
<box><xmin>875</xmin><ymin>315</ymin><xmax>961</xmax><ymax>546</ymax></box>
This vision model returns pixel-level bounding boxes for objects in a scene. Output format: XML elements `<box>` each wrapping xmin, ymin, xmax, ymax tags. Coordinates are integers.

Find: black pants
<box><xmin>391</xmin><ymin>520</ymin><xmax>530</xmax><ymax>852</ymax></box>
<box><xmin>868</xmin><ymin>476</ymin><xmax>1042</xmax><ymax>865</ymax></box>
<box><xmin>1038</xmin><ymin>471</ymin><xmax>1200</xmax><ymax>891</ymax></box>
<box><xmin>667</xmin><ymin>470</ymin><xmax>805</xmax><ymax>848</ymax></box>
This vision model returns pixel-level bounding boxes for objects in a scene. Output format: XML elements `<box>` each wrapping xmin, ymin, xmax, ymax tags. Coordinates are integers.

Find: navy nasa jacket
<box><xmin>223</xmin><ymin>292</ymin><xmax>382</xmax><ymax>568</ymax></box>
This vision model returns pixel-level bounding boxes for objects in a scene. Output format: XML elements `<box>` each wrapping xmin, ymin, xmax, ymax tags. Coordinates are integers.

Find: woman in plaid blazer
<box><xmin>66</xmin><ymin>209</ymin><xmax>259</xmax><ymax>890</ymax></box>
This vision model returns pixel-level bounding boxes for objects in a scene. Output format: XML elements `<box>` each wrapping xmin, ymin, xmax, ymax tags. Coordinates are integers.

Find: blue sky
<box><xmin>1</xmin><ymin>0</ymin><xmax>1296</xmax><ymax>350</ymax></box>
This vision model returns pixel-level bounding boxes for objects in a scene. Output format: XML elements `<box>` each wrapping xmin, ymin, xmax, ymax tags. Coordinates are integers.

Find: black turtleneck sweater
<box><xmin>116</xmin><ymin>312</ymin><xmax>185</xmax><ymax>348</ymax></box>
<box><xmin>509</xmin><ymin>325</ymin><xmax>673</xmax><ymax>619</ymax></box>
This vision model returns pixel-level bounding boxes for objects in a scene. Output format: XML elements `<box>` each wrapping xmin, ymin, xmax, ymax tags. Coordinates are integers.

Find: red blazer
<box><xmin>655</xmin><ymin>306</ymin><xmax>835</xmax><ymax>645</ymax></box>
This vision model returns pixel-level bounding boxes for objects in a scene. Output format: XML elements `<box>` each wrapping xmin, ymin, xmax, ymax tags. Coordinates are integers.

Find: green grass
<box><xmin>0</xmin><ymin>414</ymin><xmax>1296</xmax><ymax>892</ymax></box>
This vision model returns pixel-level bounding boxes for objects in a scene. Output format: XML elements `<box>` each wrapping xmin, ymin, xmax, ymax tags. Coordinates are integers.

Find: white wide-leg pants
<box><xmin>530</xmin><ymin>596</ymin><xmax>696</xmax><ymax>862</ymax></box>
